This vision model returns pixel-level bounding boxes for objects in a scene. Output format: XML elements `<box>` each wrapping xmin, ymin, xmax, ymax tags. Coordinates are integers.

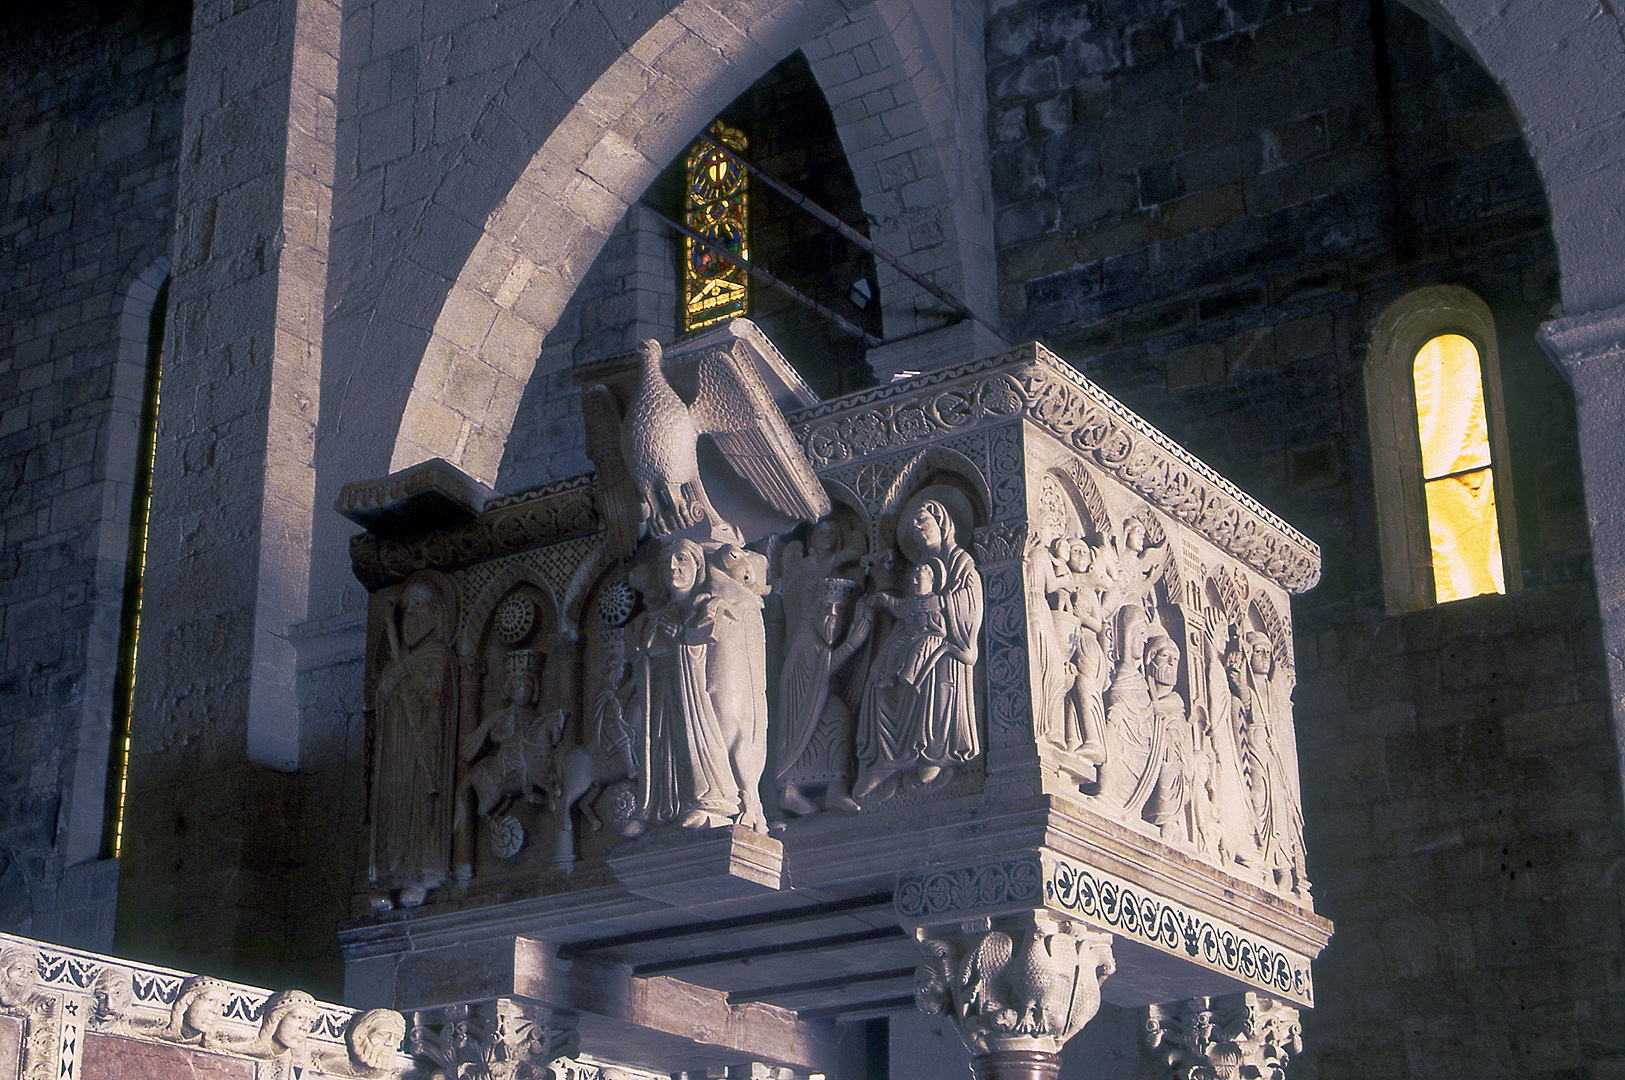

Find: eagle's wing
<box><xmin>581</xmin><ymin>384</ymin><xmax>642</xmax><ymax>560</ymax></box>
<box><xmin>691</xmin><ymin>347</ymin><xmax>830</xmax><ymax>524</ymax></box>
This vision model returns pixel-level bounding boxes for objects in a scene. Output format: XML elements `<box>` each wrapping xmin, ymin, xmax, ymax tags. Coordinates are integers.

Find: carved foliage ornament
<box><xmin>1144</xmin><ymin>994</ymin><xmax>1302</xmax><ymax>1080</ymax></box>
<box><xmin>410</xmin><ymin>999</ymin><xmax>578</xmax><ymax>1080</ymax></box>
<box><xmin>915</xmin><ymin>911</ymin><xmax>1114</xmax><ymax>1055</ymax></box>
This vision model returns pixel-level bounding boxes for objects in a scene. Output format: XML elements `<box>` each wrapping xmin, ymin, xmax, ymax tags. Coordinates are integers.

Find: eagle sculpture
<box><xmin>583</xmin><ymin>337</ymin><xmax>830</xmax><ymax>559</ymax></box>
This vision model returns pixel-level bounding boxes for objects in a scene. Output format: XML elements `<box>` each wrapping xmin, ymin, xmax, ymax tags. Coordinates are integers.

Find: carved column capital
<box><xmin>409</xmin><ymin>998</ymin><xmax>579</xmax><ymax>1080</ymax></box>
<box><xmin>914</xmin><ymin>910</ymin><xmax>1115</xmax><ymax>1056</ymax></box>
<box><xmin>1143</xmin><ymin>993</ymin><xmax>1302</xmax><ymax>1080</ymax></box>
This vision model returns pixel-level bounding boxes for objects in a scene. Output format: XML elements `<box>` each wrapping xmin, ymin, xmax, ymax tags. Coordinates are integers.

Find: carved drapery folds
<box><xmin>368</xmin><ymin>570</ymin><xmax>460</xmax><ymax>907</ymax></box>
<box><xmin>915</xmin><ymin>912</ymin><xmax>1115</xmax><ymax>1056</ymax></box>
<box><xmin>1143</xmin><ymin>994</ymin><xmax>1302</xmax><ymax>1080</ymax></box>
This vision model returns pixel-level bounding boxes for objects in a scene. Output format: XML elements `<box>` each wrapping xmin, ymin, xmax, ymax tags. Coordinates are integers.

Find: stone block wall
<box><xmin>0</xmin><ymin>0</ymin><xmax>189</xmax><ymax>949</ymax></box>
<box><xmin>984</xmin><ymin>0</ymin><xmax>1585</xmax><ymax>614</ymax></box>
<box><xmin>1296</xmin><ymin>582</ymin><xmax>1620</xmax><ymax>1076</ymax></box>
<box><xmin>981</xmin><ymin>0</ymin><xmax>1614</xmax><ymax>1074</ymax></box>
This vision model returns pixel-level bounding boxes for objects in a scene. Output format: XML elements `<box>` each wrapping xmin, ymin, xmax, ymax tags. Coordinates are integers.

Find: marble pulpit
<box><xmin>334</xmin><ymin>319</ymin><xmax>1331</xmax><ymax>1080</ymax></box>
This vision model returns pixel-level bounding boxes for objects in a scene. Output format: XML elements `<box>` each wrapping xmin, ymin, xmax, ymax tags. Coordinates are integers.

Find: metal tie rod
<box><xmin>696</xmin><ymin>130</ymin><xmax>1004</xmax><ymax>341</ymax></box>
<box><xmin>640</xmin><ymin>201</ymin><xmax>884</xmax><ymax>349</ymax></box>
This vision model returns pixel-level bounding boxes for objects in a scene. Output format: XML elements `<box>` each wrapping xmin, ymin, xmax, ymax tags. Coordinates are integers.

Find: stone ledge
<box><xmin>608</xmin><ymin>825</ymin><xmax>785</xmax><ymax>911</ymax></box>
<box><xmin>335</xmin><ymin>457</ymin><xmax>493</xmax><ymax>536</ymax></box>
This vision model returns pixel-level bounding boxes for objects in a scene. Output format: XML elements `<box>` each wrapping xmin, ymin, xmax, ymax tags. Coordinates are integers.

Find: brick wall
<box><xmin>0</xmin><ymin>0</ymin><xmax>189</xmax><ymax>949</ymax></box>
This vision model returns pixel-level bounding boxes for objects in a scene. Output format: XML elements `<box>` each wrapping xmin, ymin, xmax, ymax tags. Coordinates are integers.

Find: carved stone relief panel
<box><xmin>347</xmin><ymin>333</ymin><xmax>1317</xmax><ymax>909</ymax></box>
<box><xmin>762</xmin><ymin>446</ymin><xmax>994</xmax><ymax>818</ymax></box>
<box><xmin>1018</xmin><ymin>427</ymin><xmax>1312</xmax><ymax>905</ymax></box>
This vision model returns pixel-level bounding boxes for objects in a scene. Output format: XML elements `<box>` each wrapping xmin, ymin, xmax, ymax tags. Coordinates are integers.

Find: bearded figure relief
<box><xmin>370</xmin><ymin>570</ymin><xmax>459</xmax><ymax>908</ymax></box>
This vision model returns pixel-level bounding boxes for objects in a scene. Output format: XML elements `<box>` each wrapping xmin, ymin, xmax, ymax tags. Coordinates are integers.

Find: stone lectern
<box><xmin>337</xmin><ymin>320</ymin><xmax>1331</xmax><ymax>1080</ymax></box>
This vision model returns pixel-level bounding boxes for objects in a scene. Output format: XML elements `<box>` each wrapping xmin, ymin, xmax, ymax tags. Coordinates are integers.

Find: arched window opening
<box><xmin>103</xmin><ymin>277</ymin><xmax>165</xmax><ymax>859</ymax></box>
<box><xmin>1365</xmin><ymin>285</ymin><xmax>1517</xmax><ymax>613</ymax></box>
<box><xmin>1412</xmin><ymin>333</ymin><xmax>1505</xmax><ymax>602</ymax></box>
<box><xmin>682</xmin><ymin>120</ymin><xmax>751</xmax><ymax>332</ymax></box>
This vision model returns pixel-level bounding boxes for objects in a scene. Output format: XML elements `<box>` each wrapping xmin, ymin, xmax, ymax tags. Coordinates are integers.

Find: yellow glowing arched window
<box><xmin>1412</xmin><ymin>333</ymin><xmax>1504</xmax><ymax>602</ymax></box>
<box><xmin>682</xmin><ymin>121</ymin><xmax>750</xmax><ymax>331</ymax></box>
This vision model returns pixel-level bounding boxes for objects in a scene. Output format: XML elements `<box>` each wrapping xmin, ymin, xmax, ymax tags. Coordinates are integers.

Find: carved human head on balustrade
<box><xmin>348</xmin><ymin>1008</ymin><xmax>407</xmax><ymax>1073</ymax></box>
<box><xmin>250</xmin><ymin>988</ymin><xmax>319</xmax><ymax>1059</ymax></box>
<box><xmin>0</xmin><ymin>944</ymin><xmax>36</xmax><ymax>1008</ymax></box>
<box><xmin>90</xmin><ymin>965</ymin><xmax>132</xmax><ymax>1026</ymax></box>
<box><xmin>167</xmin><ymin>975</ymin><xmax>230</xmax><ymax>1044</ymax></box>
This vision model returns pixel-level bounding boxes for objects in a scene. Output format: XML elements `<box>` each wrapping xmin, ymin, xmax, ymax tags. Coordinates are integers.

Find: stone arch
<box><xmin>388</xmin><ymin>0</ymin><xmax>998</xmax><ymax>486</ymax></box>
<box><xmin>1395</xmin><ymin>0</ymin><xmax>1625</xmax><ymax>317</ymax></box>
<box><xmin>388</xmin><ymin>0</ymin><xmax>856</xmax><ymax>484</ymax></box>
<box><xmin>459</xmin><ymin>564</ymin><xmax>564</xmax><ymax>661</ymax></box>
<box><xmin>801</xmin><ymin>0</ymin><xmax>998</xmax><ymax>343</ymax></box>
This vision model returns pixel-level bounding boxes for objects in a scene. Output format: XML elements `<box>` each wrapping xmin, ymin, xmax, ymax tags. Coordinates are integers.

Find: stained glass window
<box><xmin>682</xmin><ymin>121</ymin><xmax>749</xmax><ymax>332</ymax></box>
<box><xmin>105</xmin><ymin>278</ymin><xmax>165</xmax><ymax>858</ymax></box>
<box><xmin>1412</xmin><ymin>333</ymin><xmax>1504</xmax><ymax>602</ymax></box>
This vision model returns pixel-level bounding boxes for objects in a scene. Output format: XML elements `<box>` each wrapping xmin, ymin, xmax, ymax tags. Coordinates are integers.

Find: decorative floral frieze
<box><xmin>896</xmin><ymin>856</ymin><xmax>1045</xmax><ymax>920</ymax></box>
<box><xmin>789</xmin><ymin>345</ymin><xmax>1320</xmax><ymax>594</ymax></box>
<box><xmin>893</xmin><ymin>855</ymin><xmax>1315</xmax><ymax>1006</ymax></box>
<box><xmin>1044</xmin><ymin>856</ymin><xmax>1313</xmax><ymax>1005</ymax></box>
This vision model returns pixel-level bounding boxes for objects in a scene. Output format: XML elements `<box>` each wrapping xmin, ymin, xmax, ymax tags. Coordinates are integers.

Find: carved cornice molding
<box><xmin>350</xmin><ymin>476</ymin><xmax>601</xmax><ymax>591</ymax></box>
<box><xmin>790</xmin><ymin>345</ymin><xmax>1321</xmax><ymax>593</ymax></box>
<box><xmin>336</xmin><ymin>457</ymin><xmax>495</xmax><ymax>534</ymax></box>
<box><xmin>894</xmin><ymin>853</ymin><xmax>1315</xmax><ymax>1006</ymax></box>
